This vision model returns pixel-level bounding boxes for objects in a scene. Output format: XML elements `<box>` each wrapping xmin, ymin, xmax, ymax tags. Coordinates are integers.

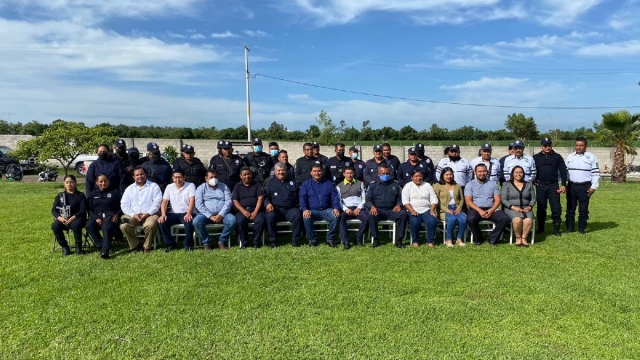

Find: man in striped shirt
<box><xmin>565</xmin><ymin>137</ymin><xmax>600</xmax><ymax>234</ymax></box>
<box><xmin>470</xmin><ymin>143</ymin><xmax>501</xmax><ymax>182</ymax></box>
<box><xmin>503</xmin><ymin>140</ymin><xmax>537</xmax><ymax>182</ymax></box>
<box><xmin>435</xmin><ymin>144</ymin><xmax>473</xmax><ymax>187</ymax></box>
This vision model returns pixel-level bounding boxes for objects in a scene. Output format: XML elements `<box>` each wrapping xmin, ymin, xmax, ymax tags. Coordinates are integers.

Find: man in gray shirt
<box><xmin>464</xmin><ymin>163</ymin><xmax>510</xmax><ymax>246</ymax></box>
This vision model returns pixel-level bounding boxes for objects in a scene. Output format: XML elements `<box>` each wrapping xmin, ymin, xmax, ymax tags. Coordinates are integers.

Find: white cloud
<box><xmin>287</xmin><ymin>93</ymin><xmax>311</xmax><ymax>101</ymax></box>
<box><xmin>440</xmin><ymin>77</ymin><xmax>529</xmax><ymax>90</ymax></box>
<box><xmin>189</xmin><ymin>33</ymin><xmax>205</xmax><ymax>39</ymax></box>
<box><xmin>211</xmin><ymin>30</ymin><xmax>240</xmax><ymax>38</ymax></box>
<box><xmin>412</xmin><ymin>4</ymin><xmax>526</xmax><ymax>25</ymax></box>
<box><xmin>538</xmin><ymin>0</ymin><xmax>603</xmax><ymax>26</ymax></box>
<box><xmin>607</xmin><ymin>1</ymin><xmax>640</xmax><ymax>31</ymax></box>
<box><xmin>167</xmin><ymin>31</ymin><xmax>185</xmax><ymax>38</ymax></box>
<box><xmin>243</xmin><ymin>30</ymin><xmax>270</xmax><ymax>38</ymax></box>
<box><xmin>575</xmin><ymin>40</ymin><xmax>640</xmax><ymax>57</ymax></box>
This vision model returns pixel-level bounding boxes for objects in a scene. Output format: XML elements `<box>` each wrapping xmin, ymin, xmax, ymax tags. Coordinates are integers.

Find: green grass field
<box><xmin>1</xmin><ymin>181</ymin><xmax>639</xmax><ymax>359</ymax></box>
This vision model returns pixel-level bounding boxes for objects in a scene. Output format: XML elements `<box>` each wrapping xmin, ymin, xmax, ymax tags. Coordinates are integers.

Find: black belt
<box><xmin>537</xmin><ymin>181</ymin><xmax>557</xmax><ymax>185</ymax></box>
<box><xmin>569</xmin><ymin>181</ymin><xmax>591</xmax><ymax>186</ymax></box>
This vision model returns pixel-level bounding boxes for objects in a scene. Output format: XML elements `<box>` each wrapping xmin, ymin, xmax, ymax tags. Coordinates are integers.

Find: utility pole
<box><xmin>244</xmin><ymin>44</ymin><xmax>252</xmax><ymax>142</ymax></box>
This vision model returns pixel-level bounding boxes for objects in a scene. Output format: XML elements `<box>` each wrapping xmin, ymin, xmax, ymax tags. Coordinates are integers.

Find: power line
<box><xmin>254</xmin><ymin>73</ymin><xmax>640</xmax><ymax>110</ymax></box>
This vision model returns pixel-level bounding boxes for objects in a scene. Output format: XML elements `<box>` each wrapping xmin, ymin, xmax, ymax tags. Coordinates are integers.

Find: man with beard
<box><xmin>172</xmin><ymin>144</ymin><xmax>207</xmax><ymax>188</ymax></box>
<box><xmin>465</xmin><ymin>163</ymin><xmax>510</xmax><ymax>246</ymax></box>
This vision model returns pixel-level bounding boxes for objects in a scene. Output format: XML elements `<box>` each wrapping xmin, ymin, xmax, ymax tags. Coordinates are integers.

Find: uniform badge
<box><xmin>235</xmin><ymin>160</ymin><xmax>240</xmax><ymax>165</ymax></box>
<box><xmin>290</xmin><ymin>181</ymin><xmax>294</xmax><ymax>185</ymax></box>
<box><xmin>345</xmin><ymin>162</ymin><xmax>350</xmax><ymax>166</ymax></box>
<box><xmin>358</xmin><ymin>165</ymin><xmax>363</xmax><ymax>168</ymax></box>
<box><xmin>274</xmin><ymin>192</ymin><xmax>278</xmax><ymax>196</ymax></box>
<box><xmin>392</xmin><ymin>186</ymin><xmax>396</xmax><ymax>192</ymax></box>
<box><xmin>419</xmin><ymin>164</ymin><xmax>423</xmax><ymax>168</ymax></box>
<box><xmin>406</xmin><ymin>173</ymin><xmax>409</xmax><ymax>176</ymax></box>
<box><xmin>107</xmin><ymin>193</ymin><xmax>112</xmax><ymax>198</ymax></box>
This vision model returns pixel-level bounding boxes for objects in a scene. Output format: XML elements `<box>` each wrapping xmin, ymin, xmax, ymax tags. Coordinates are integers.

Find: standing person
<box><xmin>436</xmin><ymin>144</ymin><xmax>473</xmax><ymax>188</ymax></box>
<box><xmin>120</xmin><ymin>167</ymin><xmax>162</xmax><ymax>253</ymax></box>
<box><xmin>124</xmin><ymin>147</ymin><xmax>142</xmax><ymax>188</ymax></box>
<box><xmin>86</xmin><ymin>174</ymin><xmax>122</xmax><ymax>259</ymax></box>
<box><xmin>193</xmin><ymin>170</ymin><xmax>236</xmax><ymax>250</ymax></box>
<box><xmin>311</xmin><ymin>141</ymin><xmax>329</xmax><ymax>168</ymax></box>
<box><xmin>398</xmin><ymin>147</ymin><xmax>435</xmax><ymax>187</ymax></box>
<box><xmin>86</xmin><ymin>144</ymin><xmax>125</xmax><ymax>194</ymax></box>
<box><xmin>336</xmin><ymin>166</ymin><xmax>368</xmax><ymax>249</ymax></box>
<box><xmin>268</xmin><ymin>141</ymin><xmax>280</xmax><ymax>164</ymax></box>
<box><xmin>269</xmin><ymin>150</ymin><xmax>295</xmax><ymax>183</ymax></box>
<box><xmin>245</xmin><ymin>137</ymin><xmax>275</xmax><ymax>185</ymax></box>
<box><xmin>264</xmin><ymin>162</ymin><xmax>302</xmax><ymax>247</ymax></box>
<box><xmin>503</xmin><ymin>140</ymin><xmax>537</xmax><ymax>182</ymax></box>
<box><xmin>433</xmin><ymin>167</ymin><xmax>467</xmax><ymax>247</ymax></box>
<box><xmin>414</xmin><ymin>143</ymin><xmax>436</xmax><ymax>177</ymax></box>
<box><xmin>294</xmin><ymin>143</ymin><xmax>321</xmax><ymax>186</ymax></box>
<box><xmin>565</xmin><ymin>137</ymin><xmax>600</xmax><ymax>234</ymax></box>
<box><xmin>348</xmin><ymin>146</ymin><xmax>366</xmax><ymax>182</ymax></box>
<box><xmin>157</xmin><ymin>169</ymin><xmax>196</xmax><ymax>252</ymax></box>
<box><xmin>111</xmin><ymin>138</ymin><xmax>128</xmax><ymax>162</ymax></box>
<box><xmin>532</xmin><ymin>137</ymin><xmax>568</xmax><ymax>236</ymax></box>
<box><xmin>498</xmin><ymin>143</ymin><xmax>515</xmax><ymax>185</ymax></box>
<box><xmin>381</xmin><ymin>143</ymin><xmax>401</xmax><ymax>179</ymax></box>
<box><xmin>111</xmin><ymin>139</ymin><xmax>134</xmax><ymax>189</ymax></box>
<box><xmin>141</xmin><ymin>142</ymin><xmax>172</xmax><ymax>192</ymax></box>
<box><xmin>470</xmin><ymin>143</ymin><xmax>501</xmax><ymax>182</ymax></box>
<box><xmin>327</xmin><ymin>142</ymin><xmax>350</xmax><ymax>184</ymax></box>
<box><xmin>501</xmin><ymin>166</ymin><xmax>536</xmax><ymax>246</ymax></box>
<box><xmin>464</xmin><ymin>164</ymin><xmax>511</xmax><ymax>246</ymax></box>
<box><xmin>209</xmin><ymin>140</ymin><xmax>244</xmax><ymax>191</ymax></box>
<box><xmin>172</xmin><ymin>144</ymin><xmax>206</xmax><ymax>188</ymax></box>
<box><xmin>402</xmin><ymin>170</ymin><xmax>438</xmax><ymax>248</ymax></box>
<box><xmin>364</xmin><ymin>144</ymin><xmax>393</xmax><ymax>185</ymax></box>
<box><xmin>299</xmin><ymin>164</ymin><xmax>341</xmax><ymax>247</ymax></box>
<box><xmin>232</xmin><ymin>167</ymin><xmax>266</xmax><ymax>249</ymax></box>
<box><xmin>366</xmin><ymin>163</ymin><xmax>408</xmax><ymax>248</ymax></box>
<box><xmin>51</xmin><ymin>175</ymin><xmax>87</xmax><ymax>256</ymax></box>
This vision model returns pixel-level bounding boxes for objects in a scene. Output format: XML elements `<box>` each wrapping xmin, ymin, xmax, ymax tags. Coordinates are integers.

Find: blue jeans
<box><xmin>409</xmin><ymin>211</ymin><xmax>438</xmax><ymax>244</ymax></box>
<box><xmin>158</xmin><ymin>213</ymin><xmax>194</xmax><ymax>249</ymax></box>
<box><xmin>445</xmin><ymin>204</ymin><xmax>467</xmax><ymax>241</ymax></box>
<box><xmin>193</xmin><ymin>213</ymin><xmax>236</xmax><ymax>246</ymax></box>
<box><xmin>303</xmin><ymin>209</ymin><xmax>339</xmax><ymax>244</ymax></box>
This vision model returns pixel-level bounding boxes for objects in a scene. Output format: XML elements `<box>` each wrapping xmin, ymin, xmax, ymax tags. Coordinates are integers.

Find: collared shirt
<box><xmin>397</xmin><ymin>160</ymin><xmax>435</xmax><ymax>186</ymax></box>
<box><xmin>533</xmin><ymin>150</ymin><xmax>568</xmax><ymax>186</ymax></box>
<box><xmin>299</xmin><ymin>177</ymin><xmax>341</xmax><ymax>211</ymax></box>
<box><xmin>163</xmin><ymin>182</ymin><xmax>196</xmax><ymax>214</ymax></box>
<box><xmin>435</xmin><ymin>158</ymin><xmax>473</xmax><ymax>186</ymax></box>
<box><xmin>195</xmin><ymin>182</ymin><xmax>232</xmax><ymax>218</ymax></box>
<box><xmin>264</xmin><ymin>178</ymin><xmax>299</xmax><ymax>209</ymax></box>
<box><xmin>336</xmin><ymin>179</ymin><xmax>365</xmax><ymax>210</ymax></box>
<box><xmin>566</xmin><ymin>151</ymin><xmax>600</xmax><ymax>189</ymax></box>
<box><xmin>365</xmin><ymin>180</ymin><xmax>402</xmax><ymax>210</ymax></box>
<box><xmin>464</xmin><ymin>179</ymin><xmax>500</xmax><ymax>208</ymax></box>
<box><xmin>503</xmin><ymin>155</ymin><xmax>537</xmax><ymax>182</ymax></box>
<box><xmin>470</xmin><ymin>157</ymin><xmax>502</xmax><ymax>182</ymax></box>
<box><xmin>364</xmin><ymin>158</ymin><xmax>395</xmax><ymax>184</ymax></box>
<box><xmin>121</xmin><ymin>181</ymin><xmax>162</xmax><ymax>217</ymax></box>
<box><xmin>401</xmin><ymin>182</ymin><xmax>437</xmax><ymax>214</ymax></box>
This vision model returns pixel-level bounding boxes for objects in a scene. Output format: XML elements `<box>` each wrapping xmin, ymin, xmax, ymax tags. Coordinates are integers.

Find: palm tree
<box><xmin>599</xmin><ymin>110</ymin><xmax>640</xmax><ymax>183</ymax></box>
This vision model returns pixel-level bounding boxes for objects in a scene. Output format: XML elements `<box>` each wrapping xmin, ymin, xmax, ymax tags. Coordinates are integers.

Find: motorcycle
<box><xmin>38</xmin><ymin>167</ymin><xmax>59</xmax><ymax>182</ymax></box>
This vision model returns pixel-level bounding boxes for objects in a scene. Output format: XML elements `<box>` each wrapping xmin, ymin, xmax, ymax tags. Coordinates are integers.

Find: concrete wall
<box><xmin>0</xmin><ymin>135</ymin><xmax>36</xmax><ymax>149</ymax></box>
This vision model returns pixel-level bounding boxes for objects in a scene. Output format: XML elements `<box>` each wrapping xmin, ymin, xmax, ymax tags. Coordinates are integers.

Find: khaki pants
<box><xmin>120</xmin><ymin>214</ymin><xmax>159</xmax><ymax>250</ymax></box>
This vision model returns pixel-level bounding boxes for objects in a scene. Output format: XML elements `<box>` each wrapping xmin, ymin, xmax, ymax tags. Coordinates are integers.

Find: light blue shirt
<box><xmin>464</xmin><ymin>179</ymin><xmax>500</xmax><ymax>208</ymax></box>
<box><xmin>195</xmin><ymin>182</ymin><xmax>232</xmax><ymax>218</ymax></box>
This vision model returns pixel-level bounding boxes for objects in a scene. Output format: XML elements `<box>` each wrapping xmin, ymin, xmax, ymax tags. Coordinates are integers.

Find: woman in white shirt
<box><xmin>402</xmin><ymin>170</ymin><xmax>439</xmax><ymax>248</ymax></box>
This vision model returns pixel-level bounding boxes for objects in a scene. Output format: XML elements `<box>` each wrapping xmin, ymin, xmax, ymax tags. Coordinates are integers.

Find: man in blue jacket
<box><xmin>86</xmin><ymin>143</ymin><xmax>125</xmax><ymax>194</ymax></box>
<box><xmin>299</xmin><ymin>164</ymin><xmax>341</xmax><ymax>247</ymax></box>
<box><xmin>366</xmin><ymin>163</ymin><xmax>408</xmax><ymax>248</ymax></box>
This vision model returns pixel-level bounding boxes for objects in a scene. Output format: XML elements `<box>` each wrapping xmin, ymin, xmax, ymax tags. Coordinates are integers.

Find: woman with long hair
<box><xmin>501</xmin><ymin>165</ymin><xmax>536</xmax><ymax>246</ymax></box>
<box><xmin>433</xmin><ymin>167</ymin><xmax>466</xmax><ymax>247</ymax></box>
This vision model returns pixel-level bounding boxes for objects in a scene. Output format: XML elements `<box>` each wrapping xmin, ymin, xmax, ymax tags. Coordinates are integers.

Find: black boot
<box><xmin>553</xmin><ymin>224</ymin><xmax>561</xmax><ymax>236</ymax></box>
<box><xmin>343</xmin><ymin>241</ymin><xmax>351</xmax><ymax>250</ymax></box>
<box><xmin>395</xmin><ymin>240</ymin><xmax>405</xmax><ymax>249</ymax></box>
<box><xmin>75</xmin><ymin>243</ymin><xmax>84</xmax><ymax>255</ymax></box>
<box><xmin>62</xmin><ymin>246</ymin><xmax>72</xmax><ymax>256</ymax></box>
<box><xmin>371</xmin><ymin>238</ymin><xmax>380</xmax><ymax>248</ymax></box>
<box><xmin>100</xmin><ymin>250</ymin><xmax>110</xmax><ymax>259</ymax></box>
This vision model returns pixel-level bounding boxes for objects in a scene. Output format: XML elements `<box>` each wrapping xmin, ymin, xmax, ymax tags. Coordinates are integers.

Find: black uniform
<box><xmin>498</xmin><ymin>155</ymin><xmax>509</xmax><ymax>185</ymax></box>
<box><xmin>533</xmin><ymin>150</ymin><xmax>568</xmax><ymax>233</ymax></box>
<box><xmin>141</xmin><ymin>157</ymin><xmax>173</xmax><ymax>192</ymax></box>
<box><xmin>111</xmin><ymin>153</ymin><xmax>136</xmax><ymax>188</ymax></box>
<box><xmin>294</xmin><ymin>156</ymin><xmax>322</xmax><ymax>186</ymax></box>
<box><xmin>244</xmin><ymin>151</ymin><xmax>275</xmax><ymax>185</ymax></box>
<box><xmin>397</xmin><ymin>160</ymin><xmax>436</xmax><ymax>187</ymax></box>
<box><xmin>86</xmin><ymin>189</ymin><xmax>122</xmax><ymax>255</ymax></box>
<box><xmin>86</xmin><ymin>157</ymin><xmax>125</xmax><ymax>194</ymax></box>
<box><xmin>417</xmin><ymin>155</ymin><xmax>436</xmax><ymax>179</ymax></box>
<box><xmin>350</xmin><ymin>158</ymin><xmax>366</xmax><ymax>182</ymax></box>
<box><xmin>173</xmin><ymin>156</ymin><xmax>207</xmax><ymax>188</ymax></box>
<box><xmin>209</xmin><ymin>154</ymin><xmax>244</xmax><ymax>192</ymax></box>
<box><xmin>364</xmin><ymin>158</ymin><xmax>395</xmax><ymax>185</ymax></box>
<box><xmin>264</xmin><ymin>178</ymin><xmax>302</xmax><ymax>246</ymax></box>
<box><xmin>383</xmin><ymin>155</ymin><xmax>401</xmax><ymax>179</ymax></box>
<box><xmin>51</xmin><ymin>191</ymin><xmax>87</xmax><ymax>252</ymax></box>
<box><xmin>268</xmin><ymin>163</ymin><xmax>295</xmax><ymax>184</ymax></box>
<box><xmin>365</xmin><ymin>180</ymin><xmax>408</xmax><ymax>246</ymax></box>
<box><xmin>326</xmin><ymin>155</ymin><xmax>352</xmax><ymax>184</ymax></box>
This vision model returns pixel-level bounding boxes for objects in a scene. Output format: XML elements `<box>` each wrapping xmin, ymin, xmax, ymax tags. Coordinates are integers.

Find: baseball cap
<box><xmin>541</xmin><ymin>137</ymin><xmax>553</xmax><ymax>145</ymax></box>
<box><xmin>449</xmin><ymin>144</ymin><xmax>460</xmax><ymax>152</ymax></box>
<box><xmin>115</xmin><ymin>139</ymin><xmax>127</xmax><ymax>149</ymax></box>
<box><xmin>349</xmin><ymin>146</ymin><xmax>359</xmax><ymax>152</ymax></box>
<box><xmin>311</xmin><ymin>141</ymin><xmax>320</xmax><ymax>148</ymax></box>
<box><xmin>127</xmin><ymin>147</ymin><xmax>139</xmax><ymax>155</ymax></box>
<box><xmin>408</xmin><ymin>147</ymin><xmax>417</xmax><ymax>155</ymax></box>
<box><xmin>373</xmin><ymin>144</ymin><xmax>383</xmax><ymax>152</ymax></box>
<box><xmin>182</xmin><ymin>144</ymin><xmax>194</xmax><ymax>153</ymax></box>
<box><xmin>513</xmin><ymin>140</ymin><xmax>525</xmax><ymax>148</ymax></box>
<box><xmin>221</xmin><ymin>141</ymin><xmax>232</xmax><ymax>149</ymax></box>
<box><xmin>147</xmin><ymin>142</ymin><xmax>159</xmax><ymax>151</ymax></box>
<box><xmin>217</xmin><ymin>140</ymin><xmax>224</xmax><ymax>149</ymax></box>
<box><xmin>481</xmin><ymin>143</ymin><xmax>492</xmax><ymax>150</ymax></box>
<box><xmin>251</xmin><ymin>137</ymin><xmax>262</xmax><ymax>145</ymax></box>
<box><xmin>415</xmin><ymin>143</ymin><xmax>425</xmax><ymax>151</ymax></box>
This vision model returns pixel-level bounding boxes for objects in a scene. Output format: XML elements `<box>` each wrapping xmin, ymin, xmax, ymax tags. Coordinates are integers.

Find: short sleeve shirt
<box><xmin>232</xmin><ymin>182</ymin><xmax>264</xmax><ymax>209</ymax></box>
<box><xmin>464</xmin><ymin>179</ymin><xmax>499</xmax><ymax>208</ymax></box>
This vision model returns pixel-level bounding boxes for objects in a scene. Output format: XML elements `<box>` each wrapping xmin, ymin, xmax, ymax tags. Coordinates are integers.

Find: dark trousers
<box><xmin>466</xmin><ymin>207</ymin><xmax>510</xmax><ymax>244</ymax></box>
<box><xmin>158</xmin><ymin>213</ymin><xmax>194</xmax><ymax>249</ymax></box>
<box><xmin>236</xmin><ymin>212</ymin><xmax>265</xmax><ymax>246</ymax></box>
<box><xmin>339</xmin><ymin>207</ymin><xmax>369</xmax><ymax>244</ymax></box>
<box><xmin>369</xmin><ymin>208</ymin><xmax>408</xmax><ymax>242</ymax></box>
<box><xmin>86</xmin><ymin>218</ymin><xmax>119</xmax><ymax>253</ymax></box>
<box><xmin>566</xmin><ymin>182</ymin><xmax>591</xmax><ymax>232</ymax></box>
<box><xmin>536</xmin><ymin>183</ymin><xmax>562</xmax><ymax>229</ymax></box>
<box><xmin>52</xmin><ymin>219</ymin><xmax>85</xmax><ymax>249</ymax></box>
<box><xmin>265</xmin><ymin>207</ymin><xmax>302</xmax><ymax>245</ymax></box>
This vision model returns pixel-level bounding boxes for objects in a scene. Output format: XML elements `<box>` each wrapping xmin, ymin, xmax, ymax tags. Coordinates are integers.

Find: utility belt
<box><xmin>537</xmin><ymin>180</ymin><xmax>558</xmax><ymax>185</ymax></box>
<box><xmin>569</xmin><ymin>181</ymin><xmax>591</xmax><ymax>186</ymax></box>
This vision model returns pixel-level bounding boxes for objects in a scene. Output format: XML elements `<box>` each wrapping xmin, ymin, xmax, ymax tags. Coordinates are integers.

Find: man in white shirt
<box><xmin>435</xmin><ymin>144</ymin><xmax>473</xmax><ymax>187</ymax></box>
<box><xmin>470</xmin><ymin>143</ymin><xmax>501</xmax><ymax>182</ymax></box>
<box><xmin>120</xmin><ymin>167</ymin><xmax>162</xmax><ymax>253</ymax></box>
<box><xmin>565</xmin><ymin>137</ymin><xmax>600</xmax><ymax>234</ymax></box>
<box><xmin>158</xmin><ymin>169</ymin><xmax>196</xmax><ymax>252</ymax></box>
<box><xmin>503</xmin><ymin>140</ymin><xmax>537</xmax><ymax>182</ymax></box>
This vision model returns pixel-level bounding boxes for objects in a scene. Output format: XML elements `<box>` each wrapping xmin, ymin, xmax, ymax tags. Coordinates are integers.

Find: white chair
<box><xmin>370</xmin><ymin>220</ymin><xmax>400</xmax><ymax>245</ymax></box>
<box><xmin>193</xmin><ymin>224</ymin><xmax>226</xmax><ymax>247</ymax></box>
<box><xmin>469</xmin><ymin>220</ymin><xmax>495</xmax><ymax>244</ymax></box>
<box><xmin>508</xmin><ymin>218</ymin><xmax>536</xmax><ymax>245</ymax></box>
<box><xmin>140</xmin><ymin>226</ymin><xmax>163</xmax><ymax>249</ymax></box>
<box><xmin>436</xmin><ymin>219</ymin><xmax>468</xmax><ymax>244</ymax></box>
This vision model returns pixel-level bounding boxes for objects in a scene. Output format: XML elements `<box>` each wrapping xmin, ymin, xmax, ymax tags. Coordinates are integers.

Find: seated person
<box><xmin>366</xmin><ymin>163</ymin><xmax>408</xmax><ymax>248</ymax></box>
<box><xmin>86</xmin><ymin>174</ymin><xmax>122</xmax><ymax>259</ymax></box>
<box><xmin>299</xmin><ymin>164</ymin><xmax>341</xmax><ymax>247</ymax></box>
<box><xmin>464</xmin><ymin>163</ymin><xmax>510</xmax><ymax>246</ymax></box>
<box><xmin>402</xmin><ymin>170</ymin><xmax>438</xmax><ymax>248</ymax></box>
<box><xmin>501</xmin><ymin>165</ymin><xmax>536</xmax><ymax>247</ymax></box>
<box><xmin>433</xmin><ymin>167</ymin><xmax>467</xmax><ymax>247</ymax></box>
<box><xmin>158</xmin><ymin>169</ymin><xmax>196</xmax><ymax>252</ymax></box>
<box><xmin>120</xmin><ymin>167</ymin><xmax>162</xmax><ymax>253</ymax></box>
<box><xmin>337</xmin><ymin>166</ymin><xmax>368</xmax><ymax>249</ymax></box>
<box><xmin>232</xmin><ymin>167</ymin><xmax>266</xmax><ymax>249</ymax></box>
<box><xmin>193</xmin><ymin>170</ymin><xmax>236</xmax><ymax>250</ymax></box>
<box><xmin>51</xmin><ymin>175</ymin><xmax>87</xmax><ymax>256</ymax></box>
<box><xmin>264</xmin><ymin>162</ymin><xmax>302</xmax><ymax>247</ymax></box>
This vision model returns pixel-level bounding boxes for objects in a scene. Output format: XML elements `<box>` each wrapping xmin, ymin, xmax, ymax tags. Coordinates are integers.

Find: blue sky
<box><xmin>0</xmin><ymin>0</ymin><xmax>639</xmax><ymax>133</ymax></box>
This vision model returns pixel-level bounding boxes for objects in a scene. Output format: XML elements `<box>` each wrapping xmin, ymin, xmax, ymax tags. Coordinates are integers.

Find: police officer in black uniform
<box><xmin>397</xmin><ymin>147</ymin><xmax>435</xmax><ymax>187</ymax></box>
<box><xmin>326</xmin><ymin>142</ymin><xmax>351</xmax><ymax>184</ymax></box>
<box><xmin>86</xmin><ymin>174</ymin><xmax>122</xmax><ymax>259</ymax></box>
<box><xmin>364</xmin><ymin>144</ymin><xmax>394</xmax><ymax>185</ymax></box>
<box><xmin>533</xmin><ymin>137</ymin><xmax>568</xmax><ymax>236</ymax></box>
<box><xmin>382</xmin><ymin>143</ymin><xmax>401</xmax><ymax>179</ymax></box>
<box><xmin>122</xmin><ymin>147</ymin><xmax>142</xmax><ymax>187</ymax></box>
<box><xmin>264</xmin><ymin>162</ymin><xmax>302</xmax><ymax>247</ymax></box>
<box><xmin>141</xmin><ymin>142</ymin><xmax>172</xmax><ymax>192</ymax></box>
<box><xmin>172</xmin><ymin>144</ymin><xmax>206</xmax><ymax>188</ymax></box>
<box><xmin>311</xmin><ymin>141</ymin><xmax>329</xmax><ymax>167</ymax></box>
<box><xmin>245</xmin><ymin>137</ymin><xmax>275</xmax><ymax>185</ymax></box>
<box><xmin>294</xmin><ymin>142</ymin><xmax>322</xmax><ymax>186</ymax></box>
<box><xmin>365</xmin><ymin>163</ymin><xmax>408</xmax><ymax>248</ymax></box>
<box><xmin>498</xmin><ymin>142</ymin><xmax>515</xmax><ymax>185</ymax></box>
<box><xmin>415</xmin><ymin>143</ymin><xmax>436</xmax><ymax>178</ymax></box>
<box><xmin>86</xmin><ymin>144</ymin><xmax>125</xmax><ymax>194</ymax></box>
<box><xmin>268</xmin><ymin>141</ymin><xmax>280</xmax><ymax>164</ymax></box>
<box><xmin>209</xmin><ymin>140</ymin><xmax>244</xmax><ymax>191</ymax></box>
<box><xmin>348</xmin><ymin>146</ymin><xmax>366</xmax><ymax>182</ymax></box>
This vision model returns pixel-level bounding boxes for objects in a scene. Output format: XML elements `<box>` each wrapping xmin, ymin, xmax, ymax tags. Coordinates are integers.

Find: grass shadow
<box><xmin>587</xmin><ymin>221</ymin><xmax>619</xmax><ymax>232</ymax></box>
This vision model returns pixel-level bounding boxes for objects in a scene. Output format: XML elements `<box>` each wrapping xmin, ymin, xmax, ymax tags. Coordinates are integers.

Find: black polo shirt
<box><xmin>232</xmin><ymin>182</ymin><xmax>264</xmax><ymax>209</ymax></box>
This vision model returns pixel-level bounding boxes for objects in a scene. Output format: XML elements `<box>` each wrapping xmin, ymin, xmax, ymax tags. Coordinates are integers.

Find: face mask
<box><xmin>254</xmin><ymin>146</ymin><xmax>262</xmax><ymax>152</ymax></box>
<box><xmin>337</xmin><ymin>151</ymin><xmax>345</xmax><ymax>158</ymax></box>
<box><xmin>351</xmin><ymin>153</ymin><xmax>358</xmax><ymax>160</ymax></box>
<box><xmin>116</xmin><ymin>148</ymin><xmax>126</xmax><ymax>157</ymax></box>
<box><xmin>270</xmin><ymin>149</ymin><xmax>279</xmax><ymax>157</ymax></box>
<box><xmin>98</xmin><ymin>153</ymin><xmax>109</xmax><ymax>160</ymax></box>
<box><xmin>208</xmin><ymin>178</ymin><xmax>218</xmax><ymax>187</ymax></box>
<box><xmin>379</xmin><ymin>174</ymin><xmax>391</xmax><ymax>182</ymax></box>
<box><xmin>129</xmin><ymin>154</ymin><xmax>139</xmax><ymax>162</ymax></box>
